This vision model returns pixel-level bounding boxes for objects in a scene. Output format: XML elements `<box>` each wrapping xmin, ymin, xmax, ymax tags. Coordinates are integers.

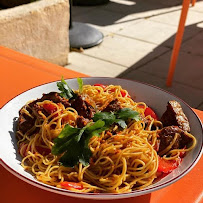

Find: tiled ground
<box><xmin>65</xmin><ymin>0</ymin><xmax>203</xmax><ymax>110</ymax></box>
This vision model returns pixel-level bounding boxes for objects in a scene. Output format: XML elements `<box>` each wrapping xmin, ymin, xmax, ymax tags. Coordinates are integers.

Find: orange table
<box><xmin>0</xmin><ymin>46</ymin><xmax>202</xmax><ymax>203</ymax></box>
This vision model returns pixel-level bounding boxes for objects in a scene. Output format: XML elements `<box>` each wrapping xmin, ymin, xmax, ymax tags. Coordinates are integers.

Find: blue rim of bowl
<box><xmin>0</xmin><ymin>77</ymin><xmax>202</xmax><ymax>198</ymax></box>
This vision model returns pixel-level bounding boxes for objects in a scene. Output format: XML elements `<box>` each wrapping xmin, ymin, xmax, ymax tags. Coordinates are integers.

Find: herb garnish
<box><xmin>93</xmin><ymin>108</ymin><xmax>140</xmax><ymax>129</ymax></box>
<box><xmin>77</xmin><ymin>77</ymin><xmax>83</xmax><ymax>94</ymax></box>
<box><xmin>52</xmin><ymin>108</ymin><xmax>140</xmax><ymax>167</ymax></box>
<box><xmin>57</xmin><ymin>77</ymin><xmax>84</xmax><ymax>99</ymax></box>
<box><xmin>57</xmin><ymin>77</ymin><xmax>77</xmax><ymax>99</ymax></box>
<box><xmin>52</xmin><ymin>120</ymin><xmax>106</xmax><ymax>167</ymax></box>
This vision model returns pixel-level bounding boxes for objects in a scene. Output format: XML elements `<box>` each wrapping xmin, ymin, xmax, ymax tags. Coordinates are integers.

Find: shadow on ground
<box><xmin>72</xmin><ymin>0</ymin><xmax>202</xmax><ymax>27</ymax></box>
<box><xmin>117</xmin><ymin>21</ymin><xmax>203</xmax><ymax>109</ymax></box>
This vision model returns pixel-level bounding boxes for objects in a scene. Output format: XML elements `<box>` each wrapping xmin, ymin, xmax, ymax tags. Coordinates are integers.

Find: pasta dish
<box><xmin>16</xmin><ymin>78</ymin><xmax>196</xmax><ymax>193</ymax></box>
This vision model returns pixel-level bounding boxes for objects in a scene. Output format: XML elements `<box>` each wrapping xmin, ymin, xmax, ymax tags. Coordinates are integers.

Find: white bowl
<box><xmin>0</xmin><ymin>77</ymin><xmax>202</xmax><ymax>200</ymax></box>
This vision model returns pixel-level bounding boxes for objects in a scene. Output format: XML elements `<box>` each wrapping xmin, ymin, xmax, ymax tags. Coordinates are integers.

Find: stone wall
<box><xmin>0</xmin><ymin>0</ymin><xmax>69</xmax><ymax>66</ymax></box>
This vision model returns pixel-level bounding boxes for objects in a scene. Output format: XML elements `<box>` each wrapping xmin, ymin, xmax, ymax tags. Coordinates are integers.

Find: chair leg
<box><xmin>191</xmin><ymin>0</ymin><xmax>196</xmax><ymax>7</ymax></box>
<box><xmin>166</xmin><ymin>0</ymin><xmax>191</xmax><ymax>87</ymax></box>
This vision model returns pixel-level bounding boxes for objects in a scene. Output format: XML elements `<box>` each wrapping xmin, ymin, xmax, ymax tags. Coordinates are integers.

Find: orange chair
<box><xmin>192</xmin><ymin>0</ymin><xmax>196</xmax><ymax>6</ymax></box>
<box><xmin>166</xmin><ymin>0</ymin><xmax>196</xmax><ymax>87</ymax></box>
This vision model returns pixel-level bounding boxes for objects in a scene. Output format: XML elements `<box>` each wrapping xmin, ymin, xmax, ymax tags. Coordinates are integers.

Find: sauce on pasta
<box><xmin>16</xmin><ymin>82</ymin><xmax>196</xmax><ymax>193</ymax></box>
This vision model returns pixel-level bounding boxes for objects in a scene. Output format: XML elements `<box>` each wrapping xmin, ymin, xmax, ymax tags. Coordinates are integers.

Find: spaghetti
<box><xmin>16</xmin><ymin>82</ymin><xmax>196</xmax><ymax>193</ymax></box>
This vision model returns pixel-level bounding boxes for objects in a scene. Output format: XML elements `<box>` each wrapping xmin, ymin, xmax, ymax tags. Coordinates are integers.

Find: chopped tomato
<box><xmin>62</xmin><ymin>114</ymin><xmax>75</xmax><ymax>124</ymax></box>
<box><xmin>43</xmin><ymin>103</ymin><xmax>58</xmax><ymax>118</ymax></box>
<box><xmin>137</xmin><ymin>104</ymin><xmax>145</xmax><ymax>109</ymax></box>
<box><xmin>43</xmin><ymin>103</ymin><xmax>57</xmax><ymax>114</ymax></box>
<box><xmin>120</xmin><ymin>90</ymin><xmax>131</xmax><ymax>98</ymax></box>
<box><xmin>94</xmin><ymin>84</ymin><xmax>131</xmax><ymax>98</ymax></box>
<box><xmin>156</xmin><ymin>171</ymin><xmax>168</xmax><ymax>180</ymax></box>
<box><xmin>94</xmin><ymin>84</ymin><xmax>107</xmax><ymax>89</ymax></box>
<box><xmin>144</xmin><ymin>107</ymin><xmax>159</xmax><ymax>120</ymax></box>
<box><xmin>35</xmin><ymin>146</ymin><xmax>51</xmax><ymax>155</ymax></box>
<box><xmin>60</xmin><ymin>182</ymin><xmax>83</xmax><ymax>190</ymax></box>
<box><xmin>158</xmin><ymin>156</ymin><xmax>181</xmax><ymax>173</ymax></box>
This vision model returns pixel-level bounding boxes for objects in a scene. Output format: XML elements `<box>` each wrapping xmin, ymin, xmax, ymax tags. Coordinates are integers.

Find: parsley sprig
<box><xmin>52</xmin><ymin>120</ymin><xmax>106</xmax><ymax>167</ymax></box>
<box><xmin>52</xmin><ymin>108</ymin><xmax>140</xmax><ymax>167</ymax></box>
<box><xmin>93</xmin><ymin>108</ymin><xmax>140</xmax><ymax>129</ymax></box>
<box><xmin>57</xmin><ymin>77</ymin><xmax>84</xmax><ymax>99</ymax></box>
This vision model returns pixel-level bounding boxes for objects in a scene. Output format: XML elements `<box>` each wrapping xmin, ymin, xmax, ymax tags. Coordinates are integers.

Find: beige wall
<box><xmin>0</xmin><ymin>0</ymin><xmax>69</xmax><ymax>66</ymax></box>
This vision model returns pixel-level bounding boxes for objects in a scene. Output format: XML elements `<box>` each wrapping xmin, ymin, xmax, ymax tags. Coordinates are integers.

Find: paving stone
<box><xmin>154</xmin><ymin>0</ymin><xmax>182</xmax><ymax>6</ymax></box>
<box><xmin>71</xmin><ymin>1</ymin><xmax>184</xmax><ymax>35</ymax></box>
<box><xmin>135</xmin><ymin>51</ymin><xmax>203</xmax><ymax>90</ymax></box>
<box><xmin>72</xmin><ymin>5</ymin><xmax>97</xmax><ymax>18</ymax></box>
<box><xmin>102</xmin><ymin>0</ymin><xmax>165</xmax><ymax>16</ymax></box>
<box><xmin>101</xmin><ymin>0</ymin><xmax>183</xmax><ymax>20</ymax></box>
<box><xmin>150</xmin><ymin>9</ymin><xmax>203</xmax><ymax>26</ymax></box>
<box><xmin>73</xmin><ymin>7</ymin><xmax>142</xmax><ymax>33</ymax></box>
<box><xmin>119</xmin><ymin>69</ymin><xmax>203</xmax><ymax>108</ymax></box>
<box><xmin>66</xmin><ymin>52</ymin><xmax>127</xmax><ymax>77</ymax></box>
<box><xmin>83</xmin><ymin>33</ymin><xmax>169</xmax><ymax>67</ymax></box>
<box><xmin>117</xmin><ymin>19</ymin><xmax>200</xmax><ymax>48</ymax></box>
<box><xmin>190</xmin><ymin>1</ymin><xmax>203</xmax><ymax>13</ymax></box>
<box><xmin>181</xmin><ymin>31</ymin><xmax>203</xmax><ymax>56</ymax></box>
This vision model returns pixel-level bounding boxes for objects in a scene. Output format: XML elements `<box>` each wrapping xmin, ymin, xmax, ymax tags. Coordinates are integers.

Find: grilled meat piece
<box><xmin>103</xmin><ymin>99</ymin><xmax>122</xmax><ymax>112</ymax></box>
<box><xmin>70</xmin><ymin>96</ymin><xmax>95</xmax><ymax>119</ymax></box>
<box><xmin>39</xmin><ymin>92</ymin><xmax>70</xmax><ymax>108</ymax></box>
<box><xmin>76</xmin><ymin>116</ymin><xmax>90</xmax><ymax>128</ymax></box>
<box><xmin>18</xmin><ymin>110</ymin><xmax>36</xmax><ymax>134</ymax></box>
<box><xmin>29</xmin><ymin>92</ymin><xmax>70</xmax><ymax>117</ymax></box>
<box><xmin>158</xmin><ymin>126</ymin><xmax>192</xmax><ymax>153</ymax></box>
<box><xmin>18</xmin><ymin>92</ymin><xmax>70</xmax><ymax>135</ymax></box>
<box><xmin>161</xmin><ymin>101</ymin><xmax>190</xmax><ymax>132</ymax></box>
